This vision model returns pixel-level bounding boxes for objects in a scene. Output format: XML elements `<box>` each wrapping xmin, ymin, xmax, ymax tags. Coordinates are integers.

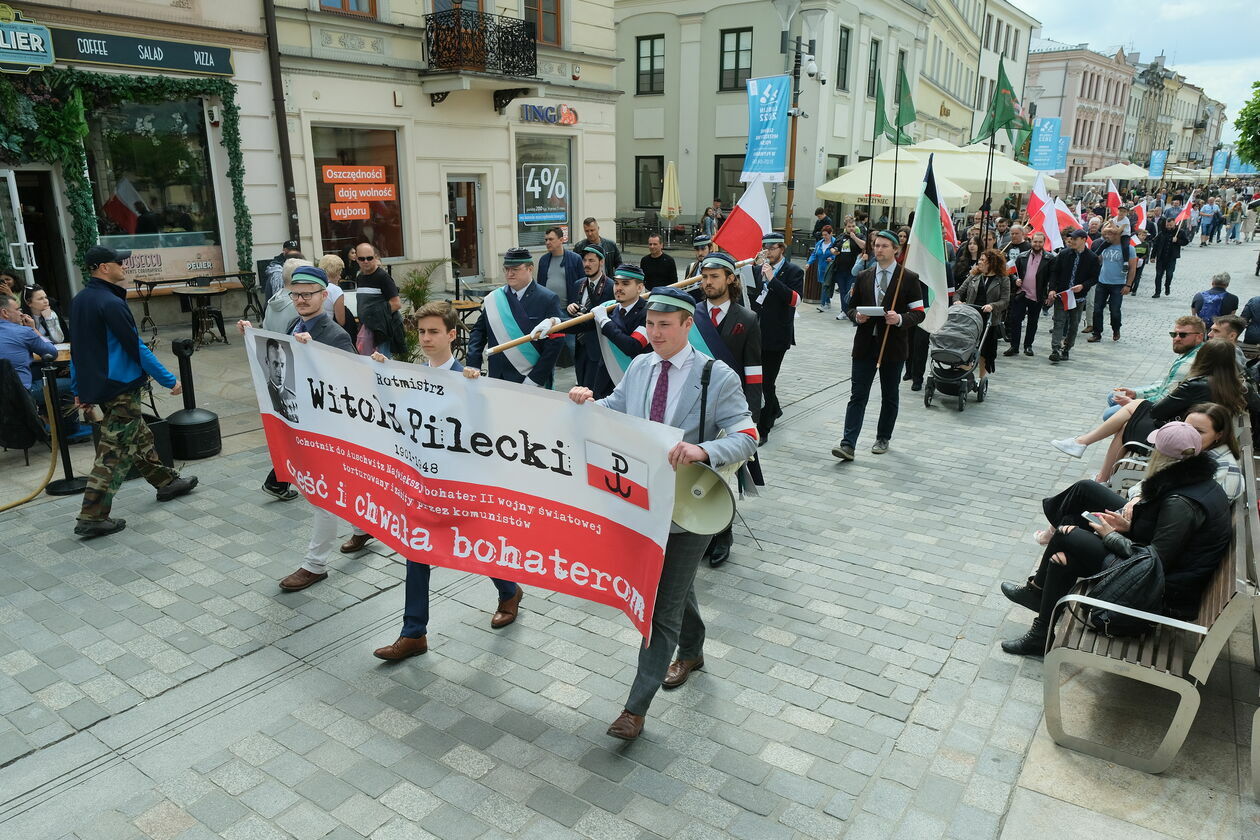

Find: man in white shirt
<box><xmin>568</xmin><ymin>287</ymin><xmax>757</xmax><ymax>741</ymax></box>
<box><xmin>372</xmin><ymin>301</ymin><xmax>525</xmax><ymax>661</ymax></box>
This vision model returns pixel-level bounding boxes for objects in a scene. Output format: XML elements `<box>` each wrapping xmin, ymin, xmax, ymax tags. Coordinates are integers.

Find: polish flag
<box><xmin>1027</xmin><ymin>172</ymin><xmax>1050</xmax><ymax>226</ymax></box>
<box><xmin>1106</xmin><ymin>179</ymin><xmax>1121</xmax><ymax>218</ymax></box>
<box><xmin>938</xmin><ymin>195</ymin><xmax>959</xmax><ymax>250</ymax></box>
<box><xmin>1053</xmin><ymin>197</ymin><xmax>1084</xmax><ymax>233</ymax></box>
<box><xmin>1174</xmin><ymin>190</ymin><xmax>1196</xmax><ymax>226</ymax></box>
<box><xmin>1130</xmin><ymin>200</ymin><xmax>1146</xmax><ymax>246</ymax></box>
<box><xmin>1029</xmin><ymin>207</ymin><xmax>1064</xmax><ymax>252</ymax></box>
<box><xmin>713</xmin><ymin>176</ymin><xmax>772</xmax><ymax>261</ymax></box>
<box><xmin>101</xmin><ymin>178</ymin><xmax>144</xmax><ymax>235</ymax></box>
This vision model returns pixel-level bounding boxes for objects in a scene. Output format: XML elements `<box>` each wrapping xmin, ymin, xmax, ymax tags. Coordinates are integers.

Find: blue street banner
<box><xmin>740</xmin><ymin>75</ymin><xmax>791</xmax><ymax>183</ymax></box>
<box><xmin>1029</xmin><ymin>118</ymin><xmax>1060</xmax><ymax>171</ymax></box>
<box><xmin>1054</xmin><ymin>136</ymin><xmax>1071</xmax><ymax>173</ymax></box>
<box><xmin>1148</xmin><ymin>149</ymin><xmax>1168</xmax><ymax>179</ymax></box>
<box><xmin>1227</xmin><ymin>152</ymin><xmax>1257</xmax><ymax>175</ymax></box>
<box><xmin>1212</xmin><ymin>149</ymin><xmax>1228</xmax><ymax>176</ymax></box>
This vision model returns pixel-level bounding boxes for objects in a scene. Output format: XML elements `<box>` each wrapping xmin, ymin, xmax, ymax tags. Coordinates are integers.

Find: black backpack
<box><xmin>1071</xmin><ymin>545</ymin><xmax>1165</xmax><ymax>636</ymax></box>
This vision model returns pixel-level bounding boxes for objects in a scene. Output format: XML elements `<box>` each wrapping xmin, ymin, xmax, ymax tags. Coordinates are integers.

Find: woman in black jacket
<box><xmin>1002</xmin><ymin>421</ymin><xmax>1232</xmax><ymax>655</ymax></box>
<box><xmin>1050</xmin><ymin>339</ymin><xmax>1246</xmax><ymax>480</ymax></box>
<box><xmin>955</xmin><ymin>248</ymin><xmax>1011</xmax><ymax>379</ymax></box>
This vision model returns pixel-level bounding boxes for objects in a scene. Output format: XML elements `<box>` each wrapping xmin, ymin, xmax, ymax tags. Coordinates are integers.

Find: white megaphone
<box><xmin>671</xmin><ymin>461</ymin><xmax>736</xmax><ymax>536</ymax></box>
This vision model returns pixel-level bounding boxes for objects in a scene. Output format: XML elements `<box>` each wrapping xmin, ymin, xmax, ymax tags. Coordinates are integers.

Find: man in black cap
<box><xmin>579</xmin><ymin>262</ymin><xmax>651</xmax><ymax>399</ymax></box>
<box><xmin>568</xmin><ymin>286</ymin><xmax>757</xmax><ymax>742</ymax></box>
<box><xmin>1045</xmin><ymin>229</ymin><xmax>1099</xmax><ymax>364</ymax></box>
<box><xmin>262</xmin><ymin>239</ymin><xmax>302</xmax><ymax>299</ymax></box>
<box><xmin>693</xmin><ymin>250</ymin><xmax>763</xmax><ymax>566</ymax></box>
<box><xmin>71</xmin><ymin>246</ymin><xmax>197</xmax><ymax>537</ymax></box>
<box><xmin>752</xmin><ymin>232</ymin><xmax>802</xmax><ymax>443</ymax></box>
<box><xmin>467</xmin><ymin>248</ymin><xmax>565</xmax><ymax>387</ymax></box>
<box><xmin>685</xmin><ymin>234</ymin><xmax>713</xmax><ymax>280</ymax></box>
<box><xmin>831</xmin><ymin>230</ymin><xmax>925</xmax><ymax>460</ymax></box>
<box><xmin>639</xmin><ymin>234</ymin><xmax>678</xmax><ymax>290</ymax></box>
<box><xmin>567</xmin><ymin>242</ymin><xmax>615</xmax><ymax>389</ymax></box>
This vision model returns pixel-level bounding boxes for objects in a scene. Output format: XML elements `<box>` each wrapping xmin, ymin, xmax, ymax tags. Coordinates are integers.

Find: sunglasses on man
<box><xmin>357</xmin><ymin>255</ymin><xmax>376</xmax><ymax>262</ymax></box>
<box><xmin>1168</xmin><ymin>331</ymin><xmax>1202</xmax><ymax>338</ymax></box>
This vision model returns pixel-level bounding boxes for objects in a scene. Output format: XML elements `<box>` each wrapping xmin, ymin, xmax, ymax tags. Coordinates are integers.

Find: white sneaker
<box><xmin>1051</xmin><ymin>438</ymin><xmax>1087</xmax><ymax>458</ymax></box>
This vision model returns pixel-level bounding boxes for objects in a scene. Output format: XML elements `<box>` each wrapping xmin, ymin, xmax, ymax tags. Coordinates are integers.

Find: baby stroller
<box><xmin>923</xmin><ymin>303</ymin><xmax>991</xmax><ymax>411</ymax></box>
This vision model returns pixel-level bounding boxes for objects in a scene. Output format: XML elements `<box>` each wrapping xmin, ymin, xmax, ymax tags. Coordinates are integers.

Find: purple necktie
<box><xmin>650</xmin><ymin>360</ymin><xmax>672</xmax><ymax>422</ymax></box>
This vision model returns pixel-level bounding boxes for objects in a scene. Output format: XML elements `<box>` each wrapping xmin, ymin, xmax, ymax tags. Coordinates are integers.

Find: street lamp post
<box><xmin>774</xmin><ymin>4</ymin><xmax>826</xmax><ymax>249</ymax></box>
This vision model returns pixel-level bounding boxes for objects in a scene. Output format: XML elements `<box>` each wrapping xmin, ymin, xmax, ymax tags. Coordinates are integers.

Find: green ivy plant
<box><xmin>0</xmin><ymin>69</ymin><xmax>252</xmax><ymax>285</ymax></box>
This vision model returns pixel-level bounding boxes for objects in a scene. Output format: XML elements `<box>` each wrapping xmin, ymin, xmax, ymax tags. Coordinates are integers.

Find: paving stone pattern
<box><xmin>0</xmin><ymin>242</ymin><xmax>1256</xmax><ymax>838</ymax></box>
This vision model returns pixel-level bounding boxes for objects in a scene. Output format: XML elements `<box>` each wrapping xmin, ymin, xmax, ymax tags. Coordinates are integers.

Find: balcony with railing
<box><xmin>424</xmin><ymin>1</ymin><xmax>537</xmax><ymax>78</ymax></box>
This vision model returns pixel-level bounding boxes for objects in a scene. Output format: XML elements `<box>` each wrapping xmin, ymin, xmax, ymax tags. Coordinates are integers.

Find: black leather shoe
<box><xmin>156</xmin><ymin>475</ymin><xmax>198</xmax><ymax>501</ymax></box>
<box><xmin>1001</xmin><ymin>619</ymin><xmax>1048</xmax><ymax>657</ymax></box>
<box><xmin>1003</xmin><ymin>347</ymin><xmax>1019</xmax><ymax>357</ymax></box>
<box><xmin>1000</xmin><ymin>580</ymin><xmax>1042</xmax><ymax>612</ymax></box>
<box><xmin>707</xmin><ymin>531</ymin><xmax>732</xmax><ymax>567</ymax></box>
<box><xmin>1024</xmin><ymin>348</ymin><xmax>1034</xmax><ymax>357</ymax></box>
<box><xmin>910</xmin><ymin>379</ymin><xmax>923</xmax><ymax>391</ymax></box>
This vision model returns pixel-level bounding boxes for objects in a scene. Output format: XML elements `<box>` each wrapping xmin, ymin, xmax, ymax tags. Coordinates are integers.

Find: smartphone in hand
<box><xmin>1081</xmin><ymin>511</ymin><xmax>1104</xmax><ymax>527</ymax></box>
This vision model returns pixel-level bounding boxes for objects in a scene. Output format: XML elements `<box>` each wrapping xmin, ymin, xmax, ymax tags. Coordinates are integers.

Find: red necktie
<box><xmin>649</xmin><ymin>360</ymin><xmax>672</xmax><ymax>422</ymax></box>
<box><xmin>711</xmin><ymin>307</ymin><xmax>720</xmax><ymax>327</ymax></box>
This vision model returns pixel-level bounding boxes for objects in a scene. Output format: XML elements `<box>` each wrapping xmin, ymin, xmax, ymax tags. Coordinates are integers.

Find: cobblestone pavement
<box><xmin>2</xmin><ymin>241</ymin><xmax>1259</xmax><ymax>839</ymax></box>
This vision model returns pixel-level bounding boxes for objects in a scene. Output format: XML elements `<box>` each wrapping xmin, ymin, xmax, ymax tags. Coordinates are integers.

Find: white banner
<box><xmin>244</xmin><ymin>329</ymin><xmax>682</xmax><ymax>636</ymax></box>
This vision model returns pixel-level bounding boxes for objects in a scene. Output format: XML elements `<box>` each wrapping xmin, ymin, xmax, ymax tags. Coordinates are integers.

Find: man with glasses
<box><xmin>467</xmin><ymin>248</ymin><xmax>565</xmax><ymax>388</ymax></box>
<box><xmin>352</xmin><ymin>242</ymin><xmax>404</xmax><ymax>357</ymax></box>
<box><xmin>1104</xmin><ymin>317</ymin><xmax>1204</xmax><ymax>417</ymax></box>
<box><xmin>71</xmin><ymin>245</ymin><xmax>198</xmax><ymax>538</ymax></box>
<box><xmin>237</xmin><ymin>265</ymin><xmax>359</xmax><ymax>589</ymax></box>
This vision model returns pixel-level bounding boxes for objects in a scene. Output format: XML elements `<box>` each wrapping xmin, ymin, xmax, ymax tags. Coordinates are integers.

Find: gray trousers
<box><xmin>624</xmin><ymin>530</ymin><xmax>713</xmax><ymax>716</ymax></box>
<box><xmin>1051</xmin><ymin>305</ymin><xmax>1083</xmax><ymax>351</ymax></box>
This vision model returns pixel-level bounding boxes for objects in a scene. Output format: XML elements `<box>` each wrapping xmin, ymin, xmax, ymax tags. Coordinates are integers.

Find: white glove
<box><xmin>529</xmin><ymin>317</ymin><xmax>562</xmax><ymax>340</ymax></box>
<box><xmin>592</xmin><ymin>304</ymin><xmax>611</xmax><ymax>327</ymax></box>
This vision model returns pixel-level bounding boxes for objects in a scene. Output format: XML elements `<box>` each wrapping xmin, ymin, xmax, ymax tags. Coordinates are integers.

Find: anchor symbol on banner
<box><xmin>603</xmin><ymin>453</ymin><xmax>633</xmax><ymax>499</ymax></box>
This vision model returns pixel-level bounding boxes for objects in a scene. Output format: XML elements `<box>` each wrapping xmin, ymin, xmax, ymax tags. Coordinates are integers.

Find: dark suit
<box><xmin>583</xmin><ymin>298</ymin><xmax>650</xmax><ymax>399</ymax></box>
<box><xmin>1007</xmin><ymin>249</ymin><xmax>1053</xmax><ymax>351</ymax></box>
<box><xmin>751</xmin><ymin>260</ymin><xmax>802</xmax><ymax>435</ymax></box>
<box><xmin>696</xmin><ymin>300</ymin><xmax>763</xmax><ymax>424</ymax></box>
<box><xmin>466</xmin><ymin>281</ymin><xmax>565</xmax><ymax>387</ymax></box>
<box><xmin>842</xmin><ymin>263</ymin><xmax>926</xmax><ymax>446</ymax></box>
<box><xmin>569</xmin><ymin>273</ymin><xmax>615</xmax><ymax>391</ymax></box>
<box><xmin>400</xmin><ymin>356</ymin><xmax>517</xmax><ymax>638</ymax></box>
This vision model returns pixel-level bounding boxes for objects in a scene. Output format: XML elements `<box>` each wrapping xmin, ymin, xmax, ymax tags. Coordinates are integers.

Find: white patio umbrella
<box><xmin>816</xmin><ymin>149</ymin><xmax>972</xmax><ymax>209</ymax></box>
<box><xmin>660</xmin><ymin>160</ymin><xmax>682</xmax><ymax>247</ymax></box>
<box><xmin>1082</xmin><ymin>162</ymin><xmax>1151</xmax><ymax>181</ymax></box>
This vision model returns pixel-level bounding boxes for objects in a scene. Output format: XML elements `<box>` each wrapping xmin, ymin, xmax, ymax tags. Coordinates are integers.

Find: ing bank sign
<box><xmin>0</xmin><ymin>4</ymin><xmax>53</xmax><ymax>74</ymax></box>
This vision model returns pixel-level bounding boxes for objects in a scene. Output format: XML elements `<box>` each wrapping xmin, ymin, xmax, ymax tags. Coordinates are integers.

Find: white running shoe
<box><xmin>1050</xmin><ymin>438</ymin><xmax>1087</xmax><ymax>458</ymax></box>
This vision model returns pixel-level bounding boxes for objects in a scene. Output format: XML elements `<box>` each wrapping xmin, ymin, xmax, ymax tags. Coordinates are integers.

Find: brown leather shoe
<box><xmin>373</xmin><ymin>635</ymin><xmax>428</xmax><ymax>661</ymax></box>
<box><xmin>490</xmin><ymin>586</ymin><xmax>523</xmax><ymax>629</ymax></box>
<box><xmin>279</xmin><ymin>568</ymin><xmax>327</xmax><ymax>591</ymax></box>
<box><xmin>662</xmin><ymin>657</ymin><xmax>705</xmax><ymax>689</ymax></box>
<box><xmin>606</xmin><ymin>710</ymin><xmax>644</xmax><ymax>740</ymax></box>
<box><xmin>340</xmin><ymin>533</ymin><xmax>374</xmax><ymax>554</ymax></box>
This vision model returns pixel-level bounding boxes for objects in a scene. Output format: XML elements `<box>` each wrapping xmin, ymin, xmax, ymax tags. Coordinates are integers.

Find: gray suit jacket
<box><xmin>286</xmin><ymin>313</ymin><xmax>355</xmax><ymax>353</ymax></box>
<box><xmin>597</xmin><ymin>349</ymin><xmax>757</xmax><ymax>468</ymax></box>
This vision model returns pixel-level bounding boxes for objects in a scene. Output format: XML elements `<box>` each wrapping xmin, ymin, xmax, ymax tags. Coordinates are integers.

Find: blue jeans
<box><xmin>400</xmin><ymin>561</ymin><xmax>517</xmax><ymax>638</ymax></box>
<box><xmin>843</xmin><ymin>356</ymin><xmax>904</xmax><ymax>445</ymax></box>
<box><xmin>1101</xmin><ymin>392</ymin><xmax>1123</xmax><ymax>420</ymax></box>
<box><xmin>1091</xmin><ymin>284</ymin><xmax>1125</xmax><ymax>334</ymax></box>
<box><xmin>819</xmin><ymin>270</ymin><xmax>835</xmax><ymax>307</ymax></box>
<box><xmin>29</xmin><ymin>377</ymin><xmax>90</xmax><ymax>438</ymax></box>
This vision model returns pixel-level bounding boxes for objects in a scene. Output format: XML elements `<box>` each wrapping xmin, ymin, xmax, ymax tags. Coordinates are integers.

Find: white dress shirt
<box><xmin>644</xmin><ymin>343</ymin><xmax>695</xmax><ymax>424</ymax></box>
<box><xmin>708</xmin><ymin>301</ymin><xmax>727</xmax><ymax>326</ymax></box>
<box><xmin>426</xmin><ymin>356</ymin><xmax>456</xmax><ymax>370</ymax></box>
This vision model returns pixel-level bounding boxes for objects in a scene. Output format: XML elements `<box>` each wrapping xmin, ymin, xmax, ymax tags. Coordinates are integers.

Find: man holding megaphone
<box><xmin>568</xmin><ymin>287</ymin><xmax>757</xmax><ymax>741</ymax></box>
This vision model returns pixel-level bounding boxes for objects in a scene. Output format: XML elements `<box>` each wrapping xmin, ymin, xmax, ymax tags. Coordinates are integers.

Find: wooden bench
<box><xmin>1043</xmin><ymin>513</ymin><xmax>1251</xmax><ymax>773</ymax></box>
<box><xmin>1044</xmin><ymin>411</ymin><xmax>1258</xmax><ymax>774</ymax></box>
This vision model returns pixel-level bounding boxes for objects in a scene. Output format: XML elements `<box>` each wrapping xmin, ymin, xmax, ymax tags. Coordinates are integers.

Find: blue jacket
<box><xmin>537</xmin><ymin>250</ymin><xmax>585</xmax><ymax>304</ymax></box>
<box><xmin>70</xmin><ymin>278</ymin><xmax>171</xmax><ymax>403</ymax></box>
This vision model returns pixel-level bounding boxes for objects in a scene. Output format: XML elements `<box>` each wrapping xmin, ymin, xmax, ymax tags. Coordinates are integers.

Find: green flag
<box><xmin>969</xmin><ymin>57</ymin><xmax>1029</xmax><ymax>145</ymax></box>
<box><xmin>893</xmin><ymin>62</ymin><xmax>916</xmax><ymax>144</ymax></box>
<box><xmin>874</xmin><ymin>71</ymin><xmax>891</xmax><ymax>142</ymax></box>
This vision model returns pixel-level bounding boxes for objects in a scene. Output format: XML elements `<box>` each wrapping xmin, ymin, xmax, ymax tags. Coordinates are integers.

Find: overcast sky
<box><xmin>1016</xmin><ymin>0</ymin><xmax>1259</xmax><ymax>143</ymax></box>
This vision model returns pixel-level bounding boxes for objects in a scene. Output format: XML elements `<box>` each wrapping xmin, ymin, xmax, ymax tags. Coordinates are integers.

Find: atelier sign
<box><xmin>0</xmin><ymin>4</ymin><xmax>53</xmax><ymax>74</ymax></box>
<box><xmin>49</xmin><ymin>28</ymin><xmax>233</xmax><ymax>76</ymax></box>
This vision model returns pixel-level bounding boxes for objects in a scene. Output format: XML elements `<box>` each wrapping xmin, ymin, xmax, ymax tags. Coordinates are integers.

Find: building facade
<box><xmin>275</xmin><ymin>0</ymin><xmax>620</xmax><ymax>286</ymax></box>
<box><xmin>0</xmin><ymin>0</ymin><xmax>285</xmax><ymax>304</ymax></box>
<box><xmin>614</xmin><ymin>0</ymin><xmax>957</xmax><ymax>233</ymax></box>
<box><xmin>916</xmin><ymin>0</ymin><xmax>981</xmax><ymax>147</ymax></box>
<box><xmin>1025</xmin><ymin>40</ymin><xmax>1132</xmax><ymax>190</ymax></box>
<box><xmin>970</xmin><ymin>0</ymin><xmax>1036</xmax><ymax>145</ymax></box>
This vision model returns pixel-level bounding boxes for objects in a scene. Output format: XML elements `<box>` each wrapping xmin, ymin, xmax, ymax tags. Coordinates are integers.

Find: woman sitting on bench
<box><xmin>1001</xmin><ymin>421</ymin><xmax>1232</xmax><ymax>656</ymax></box>
<box><xmin>1050</xmin><ymin>339</ymin><xmax>1247</xmax><ymax>481</ymax></box>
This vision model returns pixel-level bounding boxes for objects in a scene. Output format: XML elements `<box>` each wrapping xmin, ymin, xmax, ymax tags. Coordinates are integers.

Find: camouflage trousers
<box><xmin>78</xmin><ymin>388</ymin><xmax>176</xmax><ymax>522</ymax></box>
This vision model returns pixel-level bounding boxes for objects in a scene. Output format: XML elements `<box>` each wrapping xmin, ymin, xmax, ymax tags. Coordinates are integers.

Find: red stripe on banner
<box><xmin>262</xmin><ymin>415</ymin><xmax>664</xmax><ymax>636</ymax></box>
<box><xmin>586</xmin><ymin>464</ymin><xmax>650</xmax><ymax>510</ymax></box>
<box><xmin>745</xmin><ymin>374</ymin><xmax>763</xmax><ymax>384</ymax></box>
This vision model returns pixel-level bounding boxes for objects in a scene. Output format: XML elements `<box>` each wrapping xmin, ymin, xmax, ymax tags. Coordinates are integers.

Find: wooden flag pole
<box><xmin>874</xmin><ymin>259</ymin><xmax>909</xmax><ymax>369</ymax></box>
<box><xmin>487</xmin><ymin>257</ymin><xmax>757</xmax><ymax>355</ymax></box>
